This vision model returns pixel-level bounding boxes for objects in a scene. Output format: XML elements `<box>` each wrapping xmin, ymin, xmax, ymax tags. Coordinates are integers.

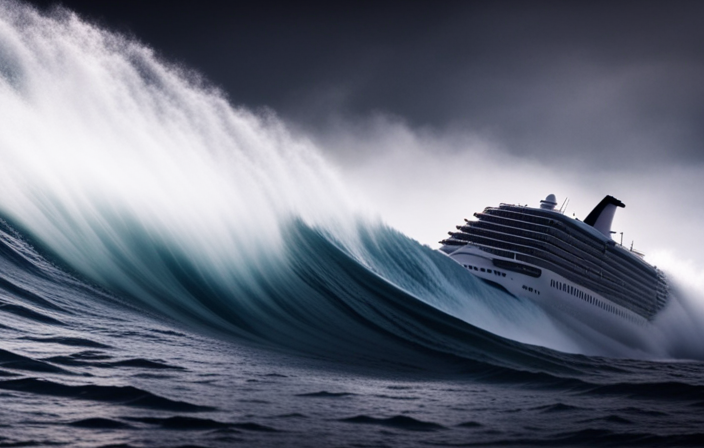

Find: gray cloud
<box><xmin>24</xmin><ymin>0</ymin><xmax>704</xmax><ymax>168</ymax></box>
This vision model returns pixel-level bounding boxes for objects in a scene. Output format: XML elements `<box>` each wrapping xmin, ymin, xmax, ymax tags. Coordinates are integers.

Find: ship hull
<box><xmin>444</xmin><ymin>244</ymin><xmax>651</xmax><ymax>338</ymax></box>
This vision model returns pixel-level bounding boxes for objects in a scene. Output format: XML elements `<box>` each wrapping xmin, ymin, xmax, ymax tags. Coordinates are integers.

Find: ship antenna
<box><xmin>559</xmin><ymin>197</ymin><xmax>569</xmax><ymax>214</ymax></box>
<box><xmin>610</xmin><ymin>231</ymin><xmax>624</xmax><ymax>246</ymax></box>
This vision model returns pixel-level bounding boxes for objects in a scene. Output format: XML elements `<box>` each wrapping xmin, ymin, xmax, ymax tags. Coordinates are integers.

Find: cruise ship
<box><xmin>440</xmin><ymin>194</ymin><xmax>668</xmax><ymax>325</ymax></box>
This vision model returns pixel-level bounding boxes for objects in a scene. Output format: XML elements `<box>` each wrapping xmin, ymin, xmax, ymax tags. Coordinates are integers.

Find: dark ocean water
<box><xmin>2</xmin><ymin>3</ymin><xmax>704</xmax><ymax>447</ymax></box>
<box><xmin>2</xmin><ymin>217</ymin><xmax>704</xmax><ymax>448</ymax></box>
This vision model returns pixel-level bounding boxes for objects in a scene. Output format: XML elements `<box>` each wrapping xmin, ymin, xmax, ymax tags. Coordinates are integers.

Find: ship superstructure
<box><xmin>440</xmin><ymin>194</ymin><xmax>668</xmax><ymax>323</ymax></box>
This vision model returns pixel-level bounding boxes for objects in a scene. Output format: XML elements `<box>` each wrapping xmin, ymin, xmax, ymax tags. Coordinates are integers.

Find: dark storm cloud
<box><xmin>24</xmin><ymin>0</ymin><xmax>704</xmax><ymax>166</ymax></box>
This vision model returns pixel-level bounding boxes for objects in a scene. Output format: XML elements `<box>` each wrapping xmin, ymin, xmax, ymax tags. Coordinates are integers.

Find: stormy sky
<box><xmin>25</xmin><ymin>0</ymin><xmax>704</xmax><ymax>165</ymax></box>
<box><xmin>20</xmin><ymin>1</ymin><xmax>704</xmax><ymax>265</ymax></box>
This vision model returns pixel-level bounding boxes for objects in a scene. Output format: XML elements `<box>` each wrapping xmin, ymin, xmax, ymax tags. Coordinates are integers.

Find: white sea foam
<box><xmin>1</xmin><ymin>1</ymin><xmax>702</xmax><ymax>362</ymax></box>
<box><xmin>0</xmin><ymin>2</ymin><xmax>359</xmax><ymax>285</ymax></box>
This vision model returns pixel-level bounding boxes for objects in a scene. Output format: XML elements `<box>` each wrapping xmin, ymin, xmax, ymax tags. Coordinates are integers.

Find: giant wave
<box><xmin>3</xmin><ymin>4</ymin><xmax>704</xmax><ymax>446</ymax></box>
<box><xmin>0</xmin><ymin>0</ymin><xmax>703</xmax><ymax>374</ymax></box>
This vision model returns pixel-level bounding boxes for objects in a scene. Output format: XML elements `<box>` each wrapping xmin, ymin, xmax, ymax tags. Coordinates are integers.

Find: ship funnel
<box><xmin>584</xmin><ymin>195</ymin><xmax>625</xmax><ymax>237</ymax></box>
<box><xmin>539</xmin><ymin>194</ymin><xmax>558</xmax><ymax>210</ymax></box>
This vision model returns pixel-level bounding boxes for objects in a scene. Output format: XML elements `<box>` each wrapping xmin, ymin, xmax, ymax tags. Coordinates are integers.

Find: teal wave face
<box><xmin>2</xmin><ymin>1</ymin><xmax>703</xmax><ymax>367</ymax></box>
<box><xmin>0</xmin><ymin>214</ymin><xmax>606</xmax><ymax>377</ymax></box>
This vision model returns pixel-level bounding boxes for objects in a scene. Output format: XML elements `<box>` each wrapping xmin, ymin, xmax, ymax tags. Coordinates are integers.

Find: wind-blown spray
<box><xmin>1</xmin><ymin>2</ymin><xmax>703</xmax><ymax>363</ymax></box>
<box><xmin>0</xmin><ymin>1</ymin><xmax>364</xmax><ymax>332</ymax></box>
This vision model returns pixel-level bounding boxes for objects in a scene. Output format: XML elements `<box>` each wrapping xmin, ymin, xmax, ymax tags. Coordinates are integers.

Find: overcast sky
<box><xmin>18</xmin><ymin>1</ymin><xmax>704</xmax><ymax>265</ymax></box>
<box><xmin>25</xmin><ymin>0</ymin><xmax>704</xmax><ymax>167</ymax></box>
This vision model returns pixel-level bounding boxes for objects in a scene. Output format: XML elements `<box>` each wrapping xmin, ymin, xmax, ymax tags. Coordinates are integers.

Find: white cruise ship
<box><xmin>440</xmin><ymin>194</ymin><xmax>668</xmax><ymax>325</ymax></box>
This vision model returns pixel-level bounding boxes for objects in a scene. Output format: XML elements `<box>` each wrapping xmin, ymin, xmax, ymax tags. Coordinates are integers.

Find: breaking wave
<box><xmin>1</xmin><ymin>0</ymin><xmax>704</xmax><ymax>376</ymax></box>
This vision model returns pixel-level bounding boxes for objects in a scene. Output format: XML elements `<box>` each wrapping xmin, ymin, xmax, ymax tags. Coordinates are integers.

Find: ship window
<box><xmin>502</xmin><ymin>273</ymin><xmax>506</xmax><ymax>277</ymax></box>
<box><xmin>480</xmin><ymin>268</ymin><xmax>485</xmax><ymax>272</ymax></box>
<box><xmin>474</xmin><ymin>267</ymin><xmax>478</xmax><ymax>271</ymax></box>
<box><xmin>529</xmin><ymin>287</ymin><xmax>533</xmax><ymax>292</ymax></box>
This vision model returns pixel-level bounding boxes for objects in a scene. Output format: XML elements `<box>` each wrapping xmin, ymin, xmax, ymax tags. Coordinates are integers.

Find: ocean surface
<box><xmin>2</xmin><ymin>3</ymin><xmax>704</xmax><ymax>447</ymax></box>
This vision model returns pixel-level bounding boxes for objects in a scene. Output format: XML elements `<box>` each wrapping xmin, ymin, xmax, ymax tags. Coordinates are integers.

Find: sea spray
<box><xmin>1</xmin><ymin>3</ymin><xmax>704</xmax><ymax>446</ymax></box>
<box><xmin>1</xmin><ymin>2</ymin><xmax>704</xmax><ymax>362</ymax></box>
<box><xmin>0</xmin><ymin>2</ymin><xmax>365</xmax><ymax>328</ymax></box>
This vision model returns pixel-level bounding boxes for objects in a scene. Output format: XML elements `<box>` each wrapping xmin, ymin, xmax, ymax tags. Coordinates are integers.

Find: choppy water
<box><xmin>2</xmin><ymin>2</ymin><xmax>704</xmax><ymax>447</ymax></box>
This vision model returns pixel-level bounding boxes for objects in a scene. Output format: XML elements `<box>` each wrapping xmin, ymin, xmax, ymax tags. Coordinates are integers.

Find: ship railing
<box><xmin>468</xmin><ymin>221</ymin><xmax>658</xmax><ymax>289</ymax></box>
<box><xmin>614</xmin><ymin>242</ymin><xmax>646</xmax><ymax>258</ymax></box>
